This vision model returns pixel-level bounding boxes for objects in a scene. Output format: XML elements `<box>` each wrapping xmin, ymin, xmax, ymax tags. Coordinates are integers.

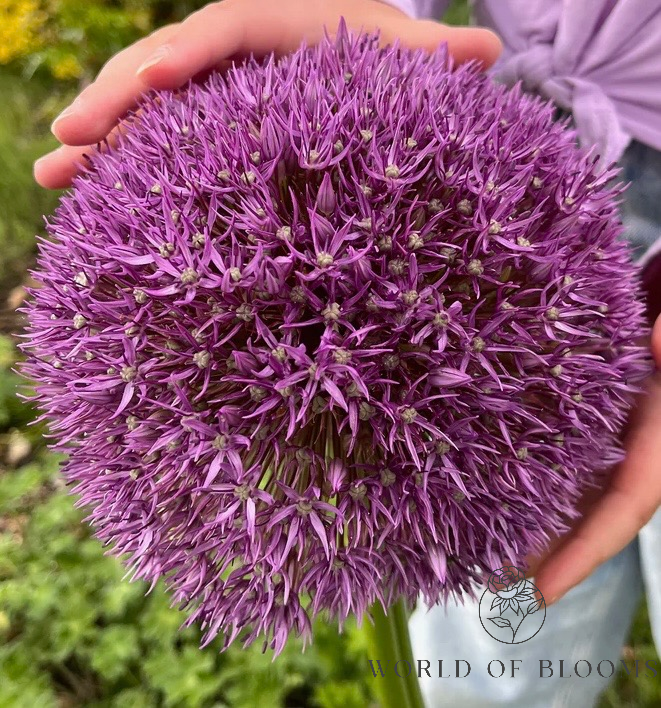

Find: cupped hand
<box><xmin>529</xmin><ymin>315</ymin><xmax>661</xmax><ymax>605</ymax></box>
<box><xmin>33</xmin><ymin>0</ymin><xmax>501</xmax><ymax>190</ymax></box>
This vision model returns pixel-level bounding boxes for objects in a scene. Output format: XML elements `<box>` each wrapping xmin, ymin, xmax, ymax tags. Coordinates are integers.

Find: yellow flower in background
<box><xmin>50</xmin><ymin>53</ymin><xmax>82</xmax><ymax>79</ymax></box>
<box><xmin>0</xmin><ymin>0</ymin><xmax>47</xmax><ymax>63</ymax></box>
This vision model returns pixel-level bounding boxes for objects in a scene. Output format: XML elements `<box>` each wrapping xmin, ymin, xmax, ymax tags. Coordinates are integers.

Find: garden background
<box><xmin>0</xmin><ymin>0</ymin><xmax>658</xmax><ymax>706</ymax></box>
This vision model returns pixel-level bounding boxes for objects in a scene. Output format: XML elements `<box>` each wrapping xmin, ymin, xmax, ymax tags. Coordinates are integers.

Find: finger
<box><xmin>137</xmin><ymin>1</ymin><xmax>502</xmax><ymax>90</ymax></box>
<box><xmin>33</xmin><ymin>145</ymin><xmax>94</xmax><ymax>189</ymax></box>
<box><xmin>35</xmin><ymin>130</ymin><xmax>125</xmax><ymax>189</ymax></box>
<box><xmin>381</xmin><ymin>19</ymin><xmax>502</xmax><ymax>68</ymax></box>
<box><xmin>50</xmin><ymin>24</ymin><xmax>179</xmax><ymax>146</ymax></box>
<box><xmin>523</xmin><ymin>480</ymin><xmax>607</xmax><ymax>578</ymax></box>
<box><xmin>534</xmin><ymin>490</ymin><xmax>652</xmax><ymax>605</ymax></box>
<box><xmin>135</xmin><ymin>1</ymin><xmax>288</xmax><ymax>89</ymax></box>
<box><xmin>534</xmin><ymin>372</ymin><xmax>661</xmax><ymax>604</ymax></box>
<box><xmin>36</xmin><ymin>117</ymin><xmax>133</xmax><ymax>189</ymax></box>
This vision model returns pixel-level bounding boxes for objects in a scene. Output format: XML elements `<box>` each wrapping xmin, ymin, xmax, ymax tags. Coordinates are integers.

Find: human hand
<box><xmin>528</xmin><ymin>315</ymin><xmax>661</xmax><ymax>605</ymax></box>
<box><xmin>33</xmin><ymin>0</ymin><xmax>501</xmax><ymax>189</ymax></box>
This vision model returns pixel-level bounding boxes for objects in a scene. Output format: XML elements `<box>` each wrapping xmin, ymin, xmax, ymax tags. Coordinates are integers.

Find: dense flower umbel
<box><xmin>23</xmin><ymin>24</ymin><xmax>651</xmax><ymax>653</ymax></box>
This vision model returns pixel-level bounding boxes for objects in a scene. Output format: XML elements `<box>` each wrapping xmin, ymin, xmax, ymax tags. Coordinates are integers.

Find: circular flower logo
<box><xmin>479</xmin><ymin>566</ymin><xmax>546</xmax><ymax>644</ymax></box>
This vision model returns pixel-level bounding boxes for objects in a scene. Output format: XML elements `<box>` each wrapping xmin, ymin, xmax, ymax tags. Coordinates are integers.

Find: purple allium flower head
<box><xmin>23</xmin><ymin>22</ymin><xmax>651</xmax><ymax>653</ymax></box>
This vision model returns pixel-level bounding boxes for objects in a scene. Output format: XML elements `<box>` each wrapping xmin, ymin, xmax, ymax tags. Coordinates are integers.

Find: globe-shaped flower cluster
<box><xmin>24</xmin><ymin>24</ymin><xmax>650</xmax><ymax>653</ymax></box>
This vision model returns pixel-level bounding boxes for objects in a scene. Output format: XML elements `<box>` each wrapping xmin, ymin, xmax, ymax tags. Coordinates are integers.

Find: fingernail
<box><xmin>51</xmin><ymin>101</ymin><xmax>79</xmax><ymax>132</ymax></box>
<box><xmin>34</xmin><ymin>145</ymin><xmax>62</xmax><ymax>167</ymax></box>
<box><xmin>33</xmin><ymin>149</ymin><xmax>56</xmax><ymax>180</ymax></box>
<box><xmin>137</xmin><ymin>46</ymin><xmax>171</xmax><ymax>76</ymax></box>
<box><xmin>33</xmin><ymin>154</ymin><xmax>48</xmax><ymax>174</ymax></box>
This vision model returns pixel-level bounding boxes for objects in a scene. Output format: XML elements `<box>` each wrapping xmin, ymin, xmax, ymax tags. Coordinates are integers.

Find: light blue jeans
<box><xmin>410</xmin><ymin>537</ymin><xmax>645</xmax><ymax>707</ymax></box>
<box><xmin>409</xmin><ymin>139</ymin><xmax>661</xmax><ymax>708</ymax></box>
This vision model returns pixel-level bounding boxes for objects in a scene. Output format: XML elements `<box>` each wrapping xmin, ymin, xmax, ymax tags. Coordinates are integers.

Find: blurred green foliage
<box><xmin>0</xmin><ymin>74</ymin><xmax>60</xmax><ymax>295</ymax></box>
<box><xmin>600</xmin><ymin>601</ymin><xmax>661</xmax><ymax>708</ymax></box>
<box><xmin>0</xmin><ymin>0</ymin><xmax>659</xmax><ymax>706</ymax></box>
<box><xmin>443</xmin><ymin>0</ymin><xmax>471</xmax><ymax>27</ymax></box>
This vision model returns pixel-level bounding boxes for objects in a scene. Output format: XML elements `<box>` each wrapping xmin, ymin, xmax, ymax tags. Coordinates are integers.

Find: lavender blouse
<box><xmin>383</xmin><ymin>0</ymin><xmax>661</xmax><ymax>167</ymax></box>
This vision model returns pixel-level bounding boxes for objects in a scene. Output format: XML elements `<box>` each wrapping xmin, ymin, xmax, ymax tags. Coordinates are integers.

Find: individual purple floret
<box><xmin>22</xmin><ymin>22</ymin><xmax>651</xmax><ymax>654</ymax></box>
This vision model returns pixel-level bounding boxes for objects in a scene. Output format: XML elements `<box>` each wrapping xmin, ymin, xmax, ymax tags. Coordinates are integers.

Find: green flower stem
<box><xmin>363</xmin><ymin>599</ymin><xmax>425</xmax><ymax>708</ymax></box>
